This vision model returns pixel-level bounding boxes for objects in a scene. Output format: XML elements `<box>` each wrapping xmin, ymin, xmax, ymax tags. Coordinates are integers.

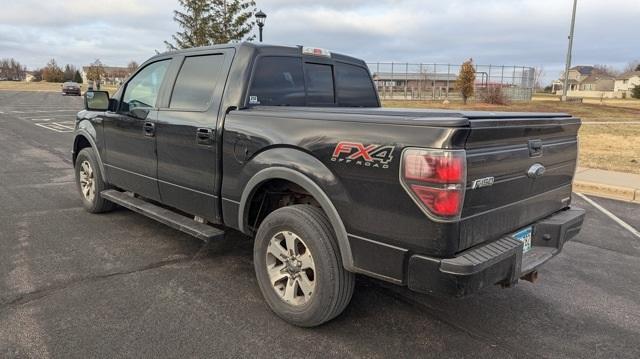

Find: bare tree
<box><xmin>533</xmin><ymin>66</ymin><xmax>545</xmax><ymax>90</ymax></box>
<box><xmin>0</xmin><ymin>58</ymin><xmax>27</xmax><ymax>80</ymax></box>
<box><xmin>623</xmin><ymin>60</ymin><xmax>640</xmax><ymax>73</ymax></box>
<box><xmin>593</xmin><ymin>64</ymin><xmax>618</xmax><ymax>77</ymax></box>
<box><xmin>86</xmin><ymin>59</ymin><xmax>106</xmax><ymax>82</ymax></box>
<box><xmin>127</xmin><ymin>61</ymin><xmax>139</xmax><ymax>74</ymax></box>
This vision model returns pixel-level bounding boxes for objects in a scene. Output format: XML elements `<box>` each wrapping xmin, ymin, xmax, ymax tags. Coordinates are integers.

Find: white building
<box><xmin>614</xmin><ymin>71</ymin><xmax>640</xmax><ymax>98</ymax></box>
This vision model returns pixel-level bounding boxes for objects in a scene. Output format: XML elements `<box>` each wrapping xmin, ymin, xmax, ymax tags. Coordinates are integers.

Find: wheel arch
<box><xmin>73</xmin><ymin>128</ymin><xmax>107</xmax><ymax>182</ymax></box>
<box><xmin>239</xmin><ymin>166</ymin><xmax>355</xmax><ymax>271</ymax></box>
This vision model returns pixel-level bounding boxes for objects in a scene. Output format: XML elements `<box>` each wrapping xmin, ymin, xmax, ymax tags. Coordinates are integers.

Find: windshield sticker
<box><xmin>249</xmin><ymin>96</ymin><xmax>260</xmax><ymax>105</ymax></box>
<box><xmin>331</xmin><ymin>141</ymin><xmax>394</xmax><ymax>169</ymax></box>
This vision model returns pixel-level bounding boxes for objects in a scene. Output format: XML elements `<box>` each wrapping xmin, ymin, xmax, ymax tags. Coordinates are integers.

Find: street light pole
<box><xmin>562</xmin><ymin>0</ymin><xmax>578</xmax><ymax>101</ymax></box>
<box><xmin>255</xmin><ymin>10</ymin><xmax>267</xmax><ymax>43</ymax></box>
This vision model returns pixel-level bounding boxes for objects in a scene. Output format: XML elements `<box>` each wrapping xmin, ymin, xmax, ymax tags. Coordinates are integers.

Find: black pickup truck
<box><xmin>73</xmin><ymin>43</ymin><xmax>585</xmax><ymax>327</ymax></box>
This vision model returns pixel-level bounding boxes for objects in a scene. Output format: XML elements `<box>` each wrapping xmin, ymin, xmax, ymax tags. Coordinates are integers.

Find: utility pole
<box><xmin>562</xmin><ymin>0</ymin><xmax>578</xmax><ymax>101</ymax></box>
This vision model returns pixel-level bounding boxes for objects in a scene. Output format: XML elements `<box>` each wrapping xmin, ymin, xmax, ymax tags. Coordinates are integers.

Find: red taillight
<box><xmin>404</xmin><ymin>152</ymin><xmax>464</xmax><ymax>183</ymax></box>
<box><xmin>401</xmin><ymin>148</ymin><xmax>466</xmax><ymax>220</ymax></box>
<box><xmin>410</xmin><ymin>185</ymin><xmax>462</xmax><ymax>217</ymax></box>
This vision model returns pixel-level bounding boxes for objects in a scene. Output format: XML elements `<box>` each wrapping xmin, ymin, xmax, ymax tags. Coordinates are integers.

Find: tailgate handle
<box><xmin>528</xmin><ymin>139</ymin><xmax>543</xmax><ymax>157</ymax></box>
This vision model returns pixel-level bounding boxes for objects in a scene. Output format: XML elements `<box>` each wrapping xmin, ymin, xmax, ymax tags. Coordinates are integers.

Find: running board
<box><xmin>101</xmin><ymin>190</ymin><xmax>224</xmax><ymax>241</ymax></box>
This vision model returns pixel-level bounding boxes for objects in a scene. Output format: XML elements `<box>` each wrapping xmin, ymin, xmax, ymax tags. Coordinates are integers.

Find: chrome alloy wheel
<box><xmin>266</xmin><ymin>231</ymin><xmax>316</xmax><ymax>306</ymax></box>
<box><xmin>79</xmin><ymin>160</ymin><xmax>96</xmax><ymax>203</ymax></box>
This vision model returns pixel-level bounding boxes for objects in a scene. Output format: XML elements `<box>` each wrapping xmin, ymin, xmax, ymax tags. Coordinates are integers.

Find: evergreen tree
<box><xmin>166</xmin><ymin>0</ymin><xmax>255</xmax><ymax>49</ymax></box>
<box><xmin>209</xmin><ymin>0</ymin><xmax>256</xmax><ymax>44</ymax></box>
<box><xmin>457</xmin><ymin>58</ymin><xmax>476</xmax><ymax>104</ymax></box>
<box><xmin>63</xmin><ymin>64</ymin><xmax>76</xmax><ymax>82</ymax></box>
<box><xmin>74</xmin><ymin>70</ymin><xmax>83</xmax><ymax>83</ymax></box>
<box><xmin>632</xmin><ymin>85</ymin><xmax>640</xmax><ymax>99</ymax></box>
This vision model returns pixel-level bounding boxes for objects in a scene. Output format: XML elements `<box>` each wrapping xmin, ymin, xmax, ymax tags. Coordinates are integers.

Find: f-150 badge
<box><xmin>331</xmin><ymin>141</ymin><xmax>394</xmax><ymax>169</ymax></box>
<box><xmin>471</xmin><ymin>176</ymin><xmax>495</xmax><ymax>189</ymax></box>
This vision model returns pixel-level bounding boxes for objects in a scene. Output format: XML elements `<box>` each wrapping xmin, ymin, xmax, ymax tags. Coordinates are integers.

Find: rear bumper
<box><xmin>407</xmin><ymin>207</ymin><xmax>585</xmax><ymax>297</ymax></box>
<box><xmin>63</xmin><ymin>89</ymin><xmax>81</xmax><ymax>95</ymax></box>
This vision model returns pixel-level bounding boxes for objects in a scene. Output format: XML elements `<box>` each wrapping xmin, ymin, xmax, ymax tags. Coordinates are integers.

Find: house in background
<box><xmin>81</xmin><ymin>65</ymin><xmax>131</xmax><ymax>86</ymax></box>
<box><xmin>614</xmin><ymin>71</ymin><xmax>640</xmax><ymax>98</ymax></box>
<box><xmin>551</xmin><ymin>65</ymin><xmax>619</xmax><ymax>98</ymax></box>
<box><xmin>551</xmin><ymin>65</ymin><xmax>594</xmax><ymax>92</ymax></box>
<box><xmin>579</xmin><ymin>74</ymin><xmax>615</xmax><ymax>91</ymax></box>
<box><xmin>24</xmin><ymin>71</ymin><xmax>36</xmax><ymax>82</ymax></box>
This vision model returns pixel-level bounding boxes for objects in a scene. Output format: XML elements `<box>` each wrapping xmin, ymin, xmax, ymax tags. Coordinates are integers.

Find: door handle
<box><xmin>143</xmin><ymin>121</ymin><xmax>155</xmax><ymax>137</ymax></box>
<box><xmin>196</xmin><ymin>128</ymin><xmax>214</xmax><ymax>145</ymax></box>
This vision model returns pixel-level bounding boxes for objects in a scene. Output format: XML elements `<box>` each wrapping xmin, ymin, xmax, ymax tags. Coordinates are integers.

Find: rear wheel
<box><xmin>253</xmin><ymin>205</ymin><xmax>355</xmax><ymax>327</ymax></box>
<box><xmin>75</xmin><ymin>148</ymin><xmax>116</xmax><ymax>213</ymax></box>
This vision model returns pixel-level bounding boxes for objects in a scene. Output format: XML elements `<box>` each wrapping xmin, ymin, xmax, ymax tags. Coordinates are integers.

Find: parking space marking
<box><xmin>576</xmin><ymin>192</ymin><xmax>640</xmax><ymax>239</ymax></box>
<box><xmin>34</xmin><ymin>122</ymin><xmax>75</xmax><ymax>133</ymax></box>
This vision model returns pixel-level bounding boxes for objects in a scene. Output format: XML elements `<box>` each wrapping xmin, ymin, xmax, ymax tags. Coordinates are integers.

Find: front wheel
<box><xmin>253</xmin><ymin>205</ymin><xmax>355</xmax><ymax>327</ymax></box>
<box><xmin>74</xmin><ymin>148</ymin><xmax>116</xmax><ymax>213</ymax></box>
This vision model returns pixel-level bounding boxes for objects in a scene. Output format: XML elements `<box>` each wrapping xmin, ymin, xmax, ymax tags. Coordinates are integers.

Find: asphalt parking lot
<box><xmin>1</xmin><ymin>91</ymin><xmax>639</xmax><ymax>358</ymax></box>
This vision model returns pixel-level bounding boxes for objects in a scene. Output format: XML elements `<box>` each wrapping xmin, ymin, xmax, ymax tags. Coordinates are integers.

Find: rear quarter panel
<box><xmin>221</xmin><ymin>109</ymin><xmax>469</xmax><ymax>258</ymax></box>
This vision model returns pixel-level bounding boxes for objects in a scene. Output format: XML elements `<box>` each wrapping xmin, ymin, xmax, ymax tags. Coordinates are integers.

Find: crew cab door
<box><xmin>155</xmin><ymin>50</ymin><xmax>233</xmax><ymax>222</ymax></box>
<box><xmin>102</xmin><ymin>59</ymin><xmax>172</xmax><ymax>201</ymax></box>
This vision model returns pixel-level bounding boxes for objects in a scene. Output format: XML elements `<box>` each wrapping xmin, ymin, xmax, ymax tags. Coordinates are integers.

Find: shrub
<box><xmin>480</xmin><ymin>86</ymin><xmax>510</xmax><ymax>105</ymax></box>
<box><xmin>457</xmin><ymin>58</ymin><xmax>475</xmax><ymax>104</ymax></box>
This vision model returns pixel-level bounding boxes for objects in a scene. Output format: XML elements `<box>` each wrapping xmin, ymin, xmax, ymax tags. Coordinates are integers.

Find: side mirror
<box><xmin>130</xmin><ymin>108</ymin><xmax>150</xmax><ymax>120</ymax></box>
<box><xmin>84</xmin><ymin>91</ymin><xmax>110</xmax><ymax>111</ymax></box>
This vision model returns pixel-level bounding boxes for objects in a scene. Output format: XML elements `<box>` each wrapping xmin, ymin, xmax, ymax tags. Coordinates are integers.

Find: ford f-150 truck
<box><xmin>73</xmin><ymin>43</ymin><xmax>585</xmax><ymax>327</ymax></box>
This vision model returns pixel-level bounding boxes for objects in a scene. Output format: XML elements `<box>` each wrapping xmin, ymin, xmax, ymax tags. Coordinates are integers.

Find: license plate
<box><xmin>512</xmin><ymin>226</ymin><xmax>532</xmax><ymax>253</ymax></box>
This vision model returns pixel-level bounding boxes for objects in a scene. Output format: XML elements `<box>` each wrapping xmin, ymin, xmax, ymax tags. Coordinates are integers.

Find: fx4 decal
<box><xmin>331</xmin><ymin>141</ymin><xmax>395</xmax><ymax>169</ymax></box>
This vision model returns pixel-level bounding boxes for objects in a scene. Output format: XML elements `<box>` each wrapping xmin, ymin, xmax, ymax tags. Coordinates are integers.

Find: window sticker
<box><xmin>249</xmin><ymin>96</ymin><xmax>260</xmax><ymax>105</ymax></box>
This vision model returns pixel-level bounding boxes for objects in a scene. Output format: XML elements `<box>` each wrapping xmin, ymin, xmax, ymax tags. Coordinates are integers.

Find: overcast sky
<box><xmin>0</xmin><ymin>0</ymin><xmax>637</xmax><ymax>84</ymax></box>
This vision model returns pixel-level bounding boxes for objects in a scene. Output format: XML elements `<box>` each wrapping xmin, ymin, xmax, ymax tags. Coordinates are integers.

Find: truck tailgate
<box><xmin>459</xmin><ymin>116</ymin><xmax>581</xmax><ymax>251</ymax></box>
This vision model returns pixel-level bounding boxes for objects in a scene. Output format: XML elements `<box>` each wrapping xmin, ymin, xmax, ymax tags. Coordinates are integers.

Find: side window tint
<box><xmin>170</xmin><ymin>54</ymin><xmax>225</xmax><ymax>110</ymax></box>
<box><xmin>304</xmin><ymin>63</ymin><xmax>334</xmax><ymax>105</ymax></box>
<box><xmin>250</xmin><ymin>57</ymin><xmax>305</xmax><ymax>106</ymax></box>
<box><xmin>335</xmin><ymin>63</ymin><xmax>378</xmax><ymax>107</ymax></box>
<box><xmin>121</xmin><ymin>60</ymin><xmax>170</xmax><ymax>110</ymax></box>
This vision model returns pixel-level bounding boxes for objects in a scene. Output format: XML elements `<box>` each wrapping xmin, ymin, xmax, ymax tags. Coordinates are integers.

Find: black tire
<box><xmin>253</xmin><ymin>205</ymin><xmax>355</xmax><ymax>327</ymax></box>
<box><xmin>74</xmin><ymin>147</ymin><xmax>116</xmax><ymax>213</ymax></box>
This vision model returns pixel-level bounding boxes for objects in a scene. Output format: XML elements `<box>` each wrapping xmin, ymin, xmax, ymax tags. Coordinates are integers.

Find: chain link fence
<box><xmin>366</xmin><ymin>63</ymin><xmax>535</xmax><ymax>102</ymax></box>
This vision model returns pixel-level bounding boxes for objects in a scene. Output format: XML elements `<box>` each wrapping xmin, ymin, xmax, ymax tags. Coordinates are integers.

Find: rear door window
<box><xmin>335</xmin><ymin>63</ymin><xmax>378</xmax><ymax>107</ymax></box>
<box><xmin>304</xmin><ymin>63</ymin><xmax>334</xmax><ymax>105</ymax></box>
<box><xmin>249</xmin><ymin>57</ymin><xmax>305</xmax><ymax>106</ymax></box>
<box><xmin>170</xmin><ymin>54</ymin><xmax>226</xmax><ymax>110</ymax></box>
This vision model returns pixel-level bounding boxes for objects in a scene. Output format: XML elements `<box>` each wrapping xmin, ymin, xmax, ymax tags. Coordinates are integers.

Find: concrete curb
<box><xmin>573</xmin><ymin>180</ymin><xmax>640</xmax><ymax>203</ymax></box>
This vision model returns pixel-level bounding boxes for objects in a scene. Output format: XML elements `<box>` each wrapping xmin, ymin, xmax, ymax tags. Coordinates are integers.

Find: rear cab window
<box><xmin>249</xmin><ymin>55</ymin><xmax>378</xmax><ymax>107</ymax></box>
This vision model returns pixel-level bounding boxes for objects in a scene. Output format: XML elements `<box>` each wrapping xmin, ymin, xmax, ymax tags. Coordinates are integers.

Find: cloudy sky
<box><xmin>0</xmin><ymin>0</ymin><xmax>637</xmax><ymax>83</ymax></box>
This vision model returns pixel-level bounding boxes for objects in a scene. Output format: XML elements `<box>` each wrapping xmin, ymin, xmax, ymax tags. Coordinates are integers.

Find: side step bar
<box><xmin>101</xmin><ymin>190</ymin><xmax>224</xmax><ymax>241</ymax></box>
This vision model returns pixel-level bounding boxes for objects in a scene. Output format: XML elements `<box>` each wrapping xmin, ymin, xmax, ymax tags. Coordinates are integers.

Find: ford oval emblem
<box><xmin>527</xmin><ymin>163</ymin><xmax>546</xmax><ymax>178</ymax></box>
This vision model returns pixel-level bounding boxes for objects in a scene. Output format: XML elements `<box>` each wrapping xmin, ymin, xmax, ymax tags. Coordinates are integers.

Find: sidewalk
<box><xmin>574</xmin><ymin>167</ymin><xmax>640</xmax><ymax>203</ymax></box>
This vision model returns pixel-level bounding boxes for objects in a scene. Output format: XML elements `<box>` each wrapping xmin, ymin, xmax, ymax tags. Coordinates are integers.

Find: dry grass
<box><xmin>383</xmin><ymin>99</ymin><xmax>640</xmax><ymax>122</ymax></box>
<box><xmin>383</xmin><ymin>99</ymin><xmax>640</xmax><ymax>174</ymax></box>
<box><xmin>578</xmin><ymin>125</ymin><xmax>640</xmax><ymax>174</ymax></box>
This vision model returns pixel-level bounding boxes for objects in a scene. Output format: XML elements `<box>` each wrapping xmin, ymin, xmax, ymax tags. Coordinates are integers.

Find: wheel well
<box><xmin>73</xmin><ymin>135</ymin><xmax>91</xmax><ymax>164</ymax></box>
<box><xmin>246</xmin><ymin>179</ymin><xmax>320</xmax><ymax>234</ymax></box>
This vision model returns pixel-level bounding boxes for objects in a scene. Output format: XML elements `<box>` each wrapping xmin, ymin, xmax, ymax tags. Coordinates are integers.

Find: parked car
<box><xmin>72</xmin><ymin>43</ymin><xmax>585</xmax><ymax>327</ymax></box>
<box><xmin>62</xmin><ymin>81</ymin><xmax>81</xmax><ymax>96</ymax></box>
